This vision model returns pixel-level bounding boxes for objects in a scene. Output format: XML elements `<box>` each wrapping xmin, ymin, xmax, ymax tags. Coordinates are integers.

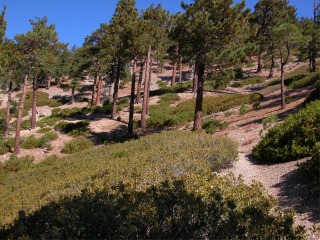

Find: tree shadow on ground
<box><xmin>273</xmin><ymin>168</ymin><xmax>320</xmax><ymax>223</ymax></box>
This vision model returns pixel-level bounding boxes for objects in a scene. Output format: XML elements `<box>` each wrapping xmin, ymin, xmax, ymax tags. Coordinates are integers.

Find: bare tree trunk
<box><xmin>128</xmin><ymin>61</ymin><xmax>136</xmax><ymax>135</ymax></box>
<box><xmin>193</xmin><ymin>62</ymin><xmax>205</xmax><ymax>130</ymax></box>
<box><xmin>31</xmin><ymin>77</ymin><xmax>38</xmax><ymax>129</ymax></box>
<box><xmin>141</xmin><ymin>46</ymin><xmax>151</xmax><ymax>132</ymax></box>
<box><xmin>179</xmin><ymin>56</ymin><xmax>183</xmax><ymax>83</ymax></box>
<box><xmin>111</xmin><ymin>59</ymin><xmax>122</xmax><ymax>119</ymax></box>
<box><xmin>4</xmin><ymin>81</ymin><xmax>12</xmax><ymax>137</ymax></box>
<box><xmin>257</xmin><ymin>48</ymin><xmax>264</xmax><ymax>73</ymax></box>
<box><xmin>193</xmin><ymin>64</ymin><xmax>198</xmax><ymax>93</ymax></box>
<box><xmin>96</xmin><ymin>77</ymin><xmax>103</xmax><ymax>105</ymax></box>
<box><xmin>146</xmin><ymin>60</ymin><xmax>152</xmax><ymax>115</ymax></box>
<box><xmin>46</xmin><ymin>75</ymin><xmax>52</xmax><ymax>90</ymax></box>
<box><xmin>14</xmin><ymin>74</ymin><xmax>28</xmax><ymax>155</ymax></box>
<box><xmin>268</xmin><ymin>55</ymin><xmax>275</xmax><ymax>78</ymax></box>
<box><xmin>171</xmin><ymin>61</ymin><xmax>177</xmax><ymax>87</ymax></box>
<box><xmin>91</xmin><ymin>73</ymin><xmax>99</xmax><ymax>107</ymax></box>
<box><xmin>136</xmin><ymin>61</ymin><xmax>144</xmax><ymax>104</ymax></box>
<box><xmin>71</xmin><ymin>86</ymin><xmax>75</xmax><ymax>105</ymax></box>
<box><xmin>280</xmin><ymin>54</ymin><xmax>286</xmax><ymax>109</ymax></box>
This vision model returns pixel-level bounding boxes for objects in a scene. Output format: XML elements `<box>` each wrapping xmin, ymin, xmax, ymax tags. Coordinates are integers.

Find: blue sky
<box><xmin>0</xmin><ymin>0</ymin><xmax>315</xmax><ymax>48</ymax></box>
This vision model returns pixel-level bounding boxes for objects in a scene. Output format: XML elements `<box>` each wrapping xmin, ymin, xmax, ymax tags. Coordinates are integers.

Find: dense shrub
<box><xmin>202</xmin><ymin>118</ymin><xmax>228</xmax><ymax>134</ymax></box>
<box><xmin>231</xmin><ymin>77</ymin><xmax>265</xmax><ymax>87</ymax></box>
<box><xmin>1</xmin><ymin>155</ymin><xmax>35</xmax><ymax>172</ymax></box>
<box><xmin>0</xmin><ymin>174</ymin><xmax>305</xmax><ymax>239</ymax></box>
<box><xmin>147</xmin><ymin>93</ymin><xmax>263</xmax><ymax>127</ymax></box>
<box><xmin>297</xmin><ymin>142</ymin><xmax>320</xmax><ymax>192</ymax></box>
<box><xmin>21</xmin><ymin>132</ymin><xmax>58</xmax><ymax>149</ymax></box>
<box><xmin>37</xmin><ymin>116</ymin><xmax>61</xmax><ymax>128</ymax></box>
<box><xmin>16</xmin><ymin>91</ymin><xmax>62</xmax><ymax>110</ymax></box>
<box><xmin>55</xmin><ymin>120</ymin><xmax>90</xmax><ymax>136</ymax></box>
<box><xmin>61</xmin><ymin>137</ymin><xmax>94</xmax><ymax>154</ymax></box>
<box><xmin>304</xmin><ymin>80</ymin><xmax>320</xmax><ymax>104</ymax></box>
<box><xmin>36</xmin><ymin>127</ymin><xmax>52</xmax><ymax>133</ymax></box>
<box><xmin>253</xmin><ymin>100</ymin><xmax>320</xmax><ymax>163</ymax></box>
<box><xmin>0</xmin><ymin>131</ymin><xmax>238</xmax><ymax>227</ymax></box>
<box><xmin>288</xmin><ymin>72</ymin><xmax>320</xmax><ymax>89</ymax></box>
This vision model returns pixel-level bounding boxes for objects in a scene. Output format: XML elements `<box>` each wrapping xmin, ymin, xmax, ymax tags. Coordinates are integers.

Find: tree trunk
<box><xmin>141</xmin><ymin>46</ymin><xmax>151</xmax><ymax>132</ymax></box>
<box><xmin>96</xmin><ymin>77</ymin><xmax>103</xmax><ymax>105</ymax></box>
<box><xmin>31</xmin><ymin>77</ymin><xmax>38</xmax><ymax>129</ymax></box>
<box><xmin>111</xmin><ymin>59</ymin><xmax>122</xmax><ymax>119</ymax></box>
<box><xmin>192</xmin><ymin>65</ymin><xmax>198</xmax><ymax>94</ymax></box>
<box><xmin>128</xmin><ymin>61</ymin><xmax>136</xmax><ymax>135</ymax></box>
<box><xmin>179</xmin><ymin>56</ymin><xmax>183</xmax><ymax>83</ymax></box>
<box><xmin>71</xmin><ymin>86</ymin><xmax>75</xmax><ymax>105</ymax></box>
<box><xmin>171</xmin><ymin>61</ymin><xmax>177</xmax><ymax>87</ymax></box>
<box><xmin>14</xmin><ymin>74</ymin><xmax>28</xmax><ymax>155</ymax></box>
<box><xmin>268</xmin><ymin>55</ymin><xmax>275</xmax><ymax>78</ymax></box>
<box><xmin>280</xmin><ymin>57</ymin><xmax>286</xmax><ymax>109</ymax></box>
<box><xmin>257</xmin><ymin>48</ymin><xmax>264</xmax><ymax>73</ymax></box>
<box><xmin>91</xmin><ymin>73</ymin><xmax>99</xmax><ymax>107</ymax></box>
<box><xmin>46</xmin><ymin>76</ymin><xmax>52</xmax><ymax>90</ymax></box>
<box><xmin>136</xmin><ymin>61</ymin><xmax>144</xmax><ymax>104</ymax></box>
<box><xmin>193</xmin><ymin>63</ymin><xmax>205</xmax><ymax>130</ymax></box>
<box><xmin>146</xmin><ymin>60</ymin><xmax>152</xmax><ymax>115</ymax></box>
<box><xmin>4</xmin><ymin>81</ymin><xmax>12</xmax><ymax>137</ymax></box>
<box><xmin>310</xmin><ymin>40</ymin><xmax>316</xmax><ymax>73</ymax></box>
<box><xmin>108</xmin><ymin>82</ymin><xmax>114</xmax><ymax>102</ymax></box>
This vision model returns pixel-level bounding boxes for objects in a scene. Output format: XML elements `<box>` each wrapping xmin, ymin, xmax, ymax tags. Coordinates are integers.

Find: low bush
<box><xmin>202</xmin><ymin>118</ymin><xmax>228</xmax><ymax>134</ymax></box>
<box><xmin>253</xmin><ymin>100</ymin><xmax>320</xmax><ymax>163</ymax></box>
<box><xmin>36</xmin><ymin>127</ymin><xmax>52</xmax><ymax>134</ymax></box>
<box><xmin>240</xmin><ymin>104</ymin><xmax>250</xmax><ymax>115</ymax></box>
<box><xmin>147</xmin><ymin>93</ymin><xmax>263</xmax><ymax>128</ymax></box>
<box><xmin>304</xmin><ymin>80</ymin><xmax>320</xmax><ymax>104</ymax></box>
<box><xmin>37</xmin><ymin>116</ymin><xmax>61</xmax><ymax>128</ymax></box>
<box><xmin>297</xmin><ymin>142</ymin><xmax>320</xmax><ymax>192</ymax></box>
<box><xmin>0</xmin><ymin>131</ymin><xmax>238</xmax><ymax>228</ymax></box>
<box><xmin>55</xmin><ymin>121</ymin><xmax>90</xmax><ymax>136</ymax></box>
<box><xmin>1</xmin><ymin>155</ymin><xmax>35</xmax><ymax>173</ymax></box>
<box><xmin>61</xmin><ymin>137</ymin><xmax>94</xmax><ymax>154</ymax></box>
<box><xmin>288</xmin><ymin>72</ymin><xmax>320</xmax><ymax>89</ymax></box>
<box><xmin>16</xmin><ymin>91</ymin><xmax>63</xmax><ymax>110</ymax></box>
<box><xmin>0</xmin><ymin>173</ymin><xmax>305</xmax><ymax>239</ymax></box>
<box><xmin>158</xmin><ymin>93</ymin><xmax>180</xmax><ymax>104</ymax></box>
<box><xmin>231</xmin><ymin>77</ymin><xmax>265</xmax><ymax>87</ymax></box>
<box><xmin>21</xmin><ymin>132</ymin><xmax>58</xmax><ymax>149</ymax></box>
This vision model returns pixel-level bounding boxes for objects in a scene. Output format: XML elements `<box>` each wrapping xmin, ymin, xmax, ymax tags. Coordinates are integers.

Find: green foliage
<box><xmin>202</xmin><ymin>118</ymin><xmax>228</xmax><ymax>134</ymax></box>
<box><xmin>148</xmin><ymin>93</ymin><xmax>262</xmax><ymax>127</ymax></box>
<box><xmin>304</xmin><ymin>80</ymin><xmax>320</xmax><ymax>104</ymax></box>
<box><xmin>37</xmin><ymin>116</ymin><xmax>61</xmax><ymax>128</ymax></box>
<box><xmin>253</xmin><ymin>100</ymin><xmax>320</xmax><ymax>163</ymax></box>
<box><xmin>231</xmin><ymin>77</ymin><xmax>265</xmax><ymax>87</ymax></box>
<box><xmin>21</xmin><ymin>132</ymin><xmax>58</xmax><ymax>149</ymax></box>
<box><xmin>36</xmin><ymin>127</ymin><xmax>52</xmax><ymax>134</ymax></box>
<box><xmin>240</xmin><ymin>104</ymin><xmax>250</xmax><ymax>115</ymax></box>
<box><xmin>0</xmin><ymin>173</ymin><xmax>305</xmax><ymax>239</ymax></box>
<box><xmin>297</xmin><ymin>142</ymin><xmax>320</xmax><ymax>192</ymax></box>
<box><xmin>16</xmin><ymin>91</ymin><xmax>63</xmax><ymax>110</ymax></box>
<box><xmin>1</xmin><ymin>155</ymin><xmax>35</xmax><ymax>173</ymax></box>
<box><xmin>61</xmin><ymin>137</ymin><xmax>94</xmax><ymax>154</ymax></box>
<box><xmin>55</xmin><ymin>120</ymin><xmax>90</xmax><ymax>136</ymax></box>
<box><xmin>158</xmin><ymin>93</ymin><xmax>180</xmax><ymax>104</ymax></box>
<box><xmin>288</xmin><ymin>72</ymin><xmax>320</xmax><ymax>89</ymax></box>
<box><xmin>0</xmin><ymin>131</ymin><xmax>238</xmax><ymax>227</ymax></box>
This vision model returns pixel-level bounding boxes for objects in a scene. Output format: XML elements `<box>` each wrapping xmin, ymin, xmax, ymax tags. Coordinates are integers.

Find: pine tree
<box><xmin>0</xmin><ymin>5</ymin><xmax>6</xmax><ymax>44</ymax></box>
<box><xmin>271</xmin><ymin>23</ymin><xmax>303</xmax><ymax>109</ymax></box>
<box><xmin>176</xmin><ymin>0</ymin><xmax>249</xmax><ymax>130</ymax></box>
<box><xmin>250</xmin><ymin>0</ymin><xmax>297</xmax><ymax>73</ymax></box>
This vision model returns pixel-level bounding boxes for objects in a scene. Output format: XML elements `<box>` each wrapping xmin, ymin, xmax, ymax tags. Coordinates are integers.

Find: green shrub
<box><xmin>147</xmin><ymin>93</ymin><xmax>263</xmax><ymax>128</ymax></box>
<box><xmin>253</xmin><ymin>100</ymin><xmax>320</xmax><ymax>163</ymax></box>
<box><xmin>36</xmin><ymin>127</ymin><xmax>52</xmax><ymax>134</ymax></box>
<box><xmin>37</xmin><ymin>116</ymin><xmax>61</xmax><ymax>128</ymax></box>
<box><xmin>231</xmin><ymin>77</ymin><xmax>264</xmax><ymax>87</ymax></box>
<box><xmin>304</xmin><ymin>80</ymin><xmax>320</xmax><ymax>104</ymax></box>
<box><xmin>234</xmin><ymin>68</ymin><xmax>244</xmax><ymax>79</ymax></box>
<box><xmin>297</xmin><ymin>142</ymin><xmax>320</xmax><ymax>192</ymax></box>
<box><xmin>16</xmin><ymin>91</ymin><xmax>63</xmax><ymax>110</ymax></box>
<box><xmin>0</xmin><ymin>174</ymin><xmax>305</xmax><ymax>239</ymax></box>
<box><xmin>202</xmin><ymin>119</ymin><xmax>228</xmax><ymax>134</ymax></box>
<box><xmin>2</xmin><ymin>155</ymin><xmax>35</xmax><ymax>172</ymax></box>
<box><xmin>0</xmin><ymin>131</ymin><xmax>238</xmax><ymax>228</ymax></box>
<box><xmin>61</xmin><ymin>137</ymin><xmax>94</xmax><ymax>154</ymax></box>
<box><xmin>159</xmin><ymin>93</ymin><xmax>180</xmax><ymax>104</ymax></box>
<box><xmin>0</xmin><ymin>138</ymin><xmax>10</xmax><ymax>155</ymax></box>
<box><xmin>21</xmin><ymin>132</ymin><xmax>58</xmax><ymax>150</ymax></box>
<box><xmin>240</xmin><ymin>104</ymin><xmax>250</xmax><ymax>115</ymax></box>
<box><xmin>59</xmin><ymin>107</ymin><xmax>82</xmax><ymax>118</ymax></box>
<box><xmin>288</xmin><ymin>72</ymin><xmax>320</xmax><ymax>89</ymax></box>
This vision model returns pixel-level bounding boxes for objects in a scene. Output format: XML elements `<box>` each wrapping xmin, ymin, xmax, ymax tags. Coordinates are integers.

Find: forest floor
<box><xmin>0</xmin><ymin>60</ymin><xmax>319</xmax><ymax>238</ymax></box>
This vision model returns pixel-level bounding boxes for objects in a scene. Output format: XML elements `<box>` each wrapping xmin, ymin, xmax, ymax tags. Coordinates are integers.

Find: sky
<box><xmin>0</xmin><ymin>0</ymin><xmax>315</xmax><ymax>48</ymax></box>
